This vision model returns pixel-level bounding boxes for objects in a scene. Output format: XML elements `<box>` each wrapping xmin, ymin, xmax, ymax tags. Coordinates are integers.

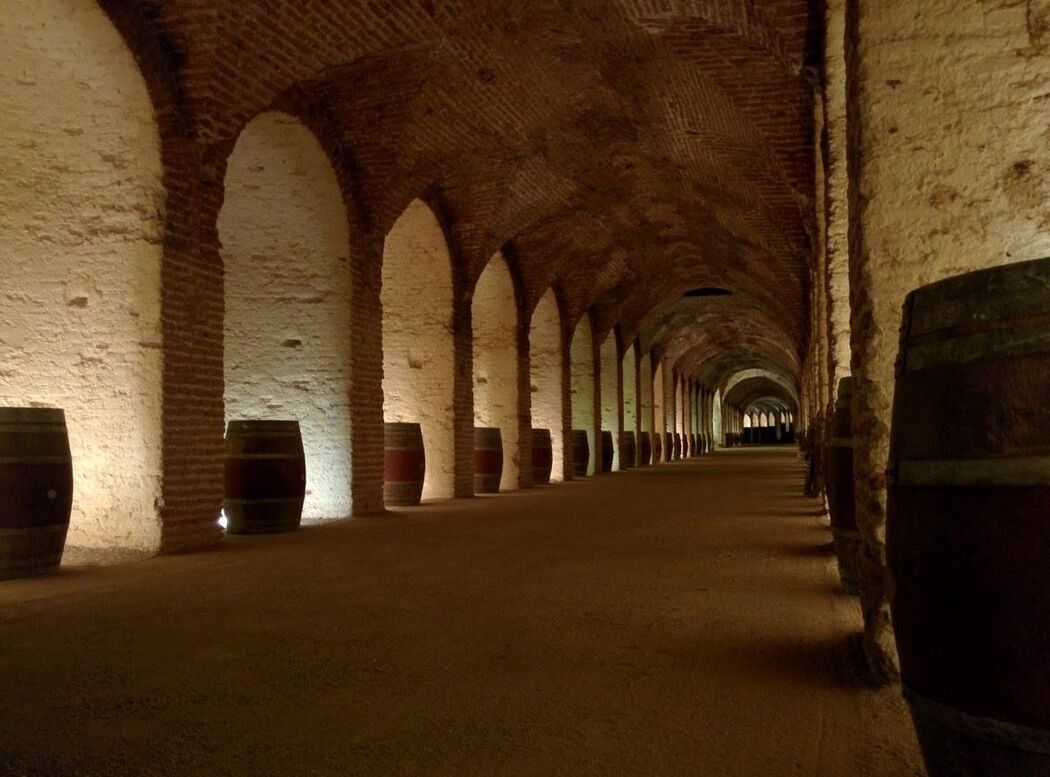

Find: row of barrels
<box><xmin>812</xmin><ymin>258</ymin><xmax>1050</xmax><ymax>776</ymax></box>
<box><xmin>742</xmin><ymin>425</ymin><xmax>796</xmax><ymax>445</ymax></box>
<box><xmin>1</xmin><ymin>414</ymin><xmax>713</xmax><ymax>578</ymax></box>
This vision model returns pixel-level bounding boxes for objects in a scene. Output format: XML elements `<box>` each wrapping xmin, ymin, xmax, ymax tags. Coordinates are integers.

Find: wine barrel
<box><xmin>690</xmin><ymin>433</ymin><xmax>698</xmax><ymax>457</ymax></box>
<box><xmin>673</xmin><ymin>433</ymin><xmax>682</xmax><ymax>460</ymax></box>
<box><xmin>384</xmin><ymin>422</ymin><xmax>426</xmax><ymax>506</ymax></box>
<box><xmin>571</xmin><ymin>429</ymin><xmax>590</xmax><ymax>477</ymax></box>
<box><xmin>474</xmin><ymin>427</ymin><xmax>503</xmax><ymax>494</ymax></box>
<box><xmin>619</xmin><ymin>431</ymin><xmax>636</xmax><ymax>470</ymax></box>
<box><xmin>638</xmin><ymin>431</ymin><xmax>652</xmax><ymax>467</ymax></box>
<box><xmin>531</xmin><ymin>428</ymin><xmax>553</xmax><ymax>485</ymax></box>
<box><xmin>653</xmin><ymin>432</ymin><xmax>663</xmax><ymax>464</ymax></box>
<box><xmin>664</xmin><ymin>432</ymin><xmax>673</xmax><ymax>462</ymax></box>
<box><xmin>888</xmin><ymin>257</ymin><xmax>1050</xmax><ymax>776</ymax></box>
<box><xmin>600</xmin><ymin>431</ymin><xmax>614</xmax><ymax>473</ymax></box>
<box><xmin>0</xmin><ymin>408</ymin><xmax>73</xmax><ymax>579</ymax></box>
<box><xmin>224</xmin><ymin>420</ymin><xmax>305</xmax><ymax>535</ymax></box>
<box><xmin>826</xmin><ymin>378</ymin><xmax>859</xmax><ymax>594</ymax></box>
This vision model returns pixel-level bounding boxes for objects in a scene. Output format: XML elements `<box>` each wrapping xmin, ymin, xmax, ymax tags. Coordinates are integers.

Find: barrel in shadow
<box><xmin>531</xmin><ymin>428</ymin><xmax>553</xmax><ymax>485</ymax></box>
<box><xmin>0</xmin><ymin>408</ymin><xmax>73</xmax><ymax>579</ymax></box>
<box><xmin>600</xmin><ymin>431</ymin><xmax>613</xmax><ymax>473</ymax></box>
<box><xmin>570</xmin><ymin>429</ymin><xmax>589</xmax><ymax>477</ymax></box>
<box><xmin>663</xmin><ymin>432</ymin><xmax>673</xmax><ymax>461</ymax></box>
<box><xmin>619</xmin><ymin>431</ymin><xmax>636</xmax><ymax>470</ymax></box>
<box><xmin>224</xmin><ymin>420</ymin><xmax>305</xmax><ymax>535</ymax></box>
<box><xmin>653</xmin><ymin>432</ymin><xmax>662</xmax><ymax>464</ymax></box>
<box><xmin>638</xmin><ymin>431</ymin><xmax>652</xmax><ymax>467</ymax></box>
<box><xmin>826</xmin><ymin>378</ymin><xmax>860</xmax><ymax>594</ymax></box>
<box><xmin>690</xmin><ymin>433</ymin><xmax>698</xmax><ymax>457</ymax></box>
<box><xmin>473</xmin><ymin>427</ymin><xmax>503</xmax><ymax>494</ymax></box>
<box><xmin>384</xmin><ymin>422</ymin><xmax>425</xmax><ymax>506</ymax></box>
<box><xmin>888</xmin><ymin>257</ymin><xmax>1050</xmax><ymax>776</ymax></box>
<box><xmin>673</xmin><ymin>433</ymin><xmax>682</xmax><ymax>460</ymax></box>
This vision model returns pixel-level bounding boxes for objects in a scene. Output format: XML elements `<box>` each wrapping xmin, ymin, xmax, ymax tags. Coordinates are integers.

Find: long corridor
<box><xmin>0</xmin><ymin>449</ymin><xmax>922</xmax><ymax>776</ymax></box>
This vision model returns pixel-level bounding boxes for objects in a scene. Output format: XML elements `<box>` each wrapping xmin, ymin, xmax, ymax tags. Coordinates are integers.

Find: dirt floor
<box><xmin>0</xmin><ymin>447</ymin><xmax>924</xmax><ymax>776</ymax></box>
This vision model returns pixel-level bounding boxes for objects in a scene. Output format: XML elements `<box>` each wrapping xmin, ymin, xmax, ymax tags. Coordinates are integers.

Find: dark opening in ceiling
<box><xmin>683</xmin><ymin>287</ymin><xmax>732</xmax><ymax>298</ymax></box>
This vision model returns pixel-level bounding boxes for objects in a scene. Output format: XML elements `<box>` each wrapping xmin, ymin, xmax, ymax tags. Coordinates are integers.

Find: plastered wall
<box><xmin>570</xmin><ymin>316</ymin><xmax>596</xmax><ymax>476</ymax></box>
<box><xmin>639</xmin><ymin>352</ymin><xmax>653</xmax><ymax>435</ymax></box>
<box><xmin>599</xmin><ymin>333</ymin><xmax>620</xmax><ymax>470</ymax></box>
<box><xmin>712</xmin><ymin>389</ymin><xmax>723</xmax><ymax>446</ymax></box>
<box><xmin>653</xmin><ymin>362</ymin><xmax>666</xmax><ymax>460</ymax></box>
<box><xmin>382</xmin><ymin>199</ymin><xmax>455</xmax><ymax>501</ymax></box>
<box><xmin>472</xmin><ymin>253</ymin><xmax>519</xmax><ymax>491</ymax></box>
<box><xmin>622</xmin><ymin>344</ymin><xmax>638</xmax><ymax>444</ymax></box>
<box><xmin>0</xmin><ymin>0</ymin><xmax>164</xmax><ymax>551</ymax></box>
<box><xmin>529</xmin><ymin>289</ymin><xmax>564</xmax><ymax>482</ymax></box>
<box><xmin>824</xmin><ymin>0</ymin><xmax>851</xmax><ymax>394</ymax></box>
<box><xmin>846</xmin><ymin>0</ymin><xmax>1050</xmax><ymax>679</ymax></box>
<box><xmin>220</xmin><ymin>112</ymin><xmax>353</xmax><ymax>522</ymax></box>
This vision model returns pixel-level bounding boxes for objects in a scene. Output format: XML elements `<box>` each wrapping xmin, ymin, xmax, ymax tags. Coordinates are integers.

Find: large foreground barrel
<box><xmin>224</xmin><ymin>420</ymin><xmax>305</xmax><ymax>535</ymax></box>
<box><xmin>619</xmin><ymin>431</ymin><xmax>636</xmax><ymax>470</ymax></box>
<box><xmin>571</xmin><ymin>429</ymin><xmax>590</xmax><ymax>477</ymax></box>
<box><xmin>474</xmin><ymin>427</ymin><xmax>503</xmax><ymax>494</ymax></box>
<box><xmin>638</xmin><ymin>431</ymin><xmax>652</xmax><ymax>467</ymax></box>
<box><xmin>888</xmin><ymin>258</ymin><xmax>1050</xmax><ymax>776</ymax></box>
<box><xmin>826</xmin><ymin>378</ymin><xmax>859</xmax><ymax>594</ymax></box>
<box><xmin>531</xmin><ymin>428</ymin><xmax>553</xmax><ymax>485</ymax></box>
<box><xmin>384</xmin><ymin>422</ymin><xmax>425</xmax><ymax>506</ymax></box>
<box><xmin>600</xmin><ymin>431</ymin><xmax>614</xmax><ymax>473</ymax></box>
<box><xmin>0</xmin><ymin>408</ymin><xmax>73</xmax><ymax>579</ymax></box>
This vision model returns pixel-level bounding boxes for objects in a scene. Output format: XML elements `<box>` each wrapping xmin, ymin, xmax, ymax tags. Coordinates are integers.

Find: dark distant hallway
<box><xmin>0</xmin><ymin>449</ymin><xmax>921</xmax><ymax>776</ymax></box>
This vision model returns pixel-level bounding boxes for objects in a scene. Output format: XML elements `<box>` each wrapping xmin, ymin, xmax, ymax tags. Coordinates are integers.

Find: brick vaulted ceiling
<box><xmin>114</xmin><ymin>0</ymin><xmax>819</xmax><ymax>385</ymax></box>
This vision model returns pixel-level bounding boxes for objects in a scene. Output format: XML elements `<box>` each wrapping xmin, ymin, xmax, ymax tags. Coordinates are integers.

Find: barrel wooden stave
<box><xmin>0</xmin><ymin>408</ymin><xmax>73</xmax><ymax>579</ymax></box>
<box><xmin>531</xmin><ymin>428</ymin><xmax>553</xmax><ymax>485</ymax></box>
<box><xmin>384</xmin><ymin>422</ymin><xmax>426</xmax><ymax>506</ymax></box>
<box><xmin>570</xmin><ymin>429</ymin><xmax>590</xmax><ymax>477</ymax></box>
<box><xmin>638</xmin><ymin>432</ymin><xmax>652</xmax><ymax>467</ymax></box>
<box><xmin>619</xmin><ymin>431</ymin><xmax>636</xmax><ymax>470</ymax></box>
<box><xmin>888</xmin><ymin>258</ymin><xmax>1050</xmax><ymax>774</ymax></box>
<box><xmin>224</xmin><ymin>420</ymin><xmax>306</xmax><ymax>535</ymax></box>
<box><xmin>474</xmin><ymin>427</ymin><xmax>504</xmax><ymax>494</ymax></box>
<box><xmin>600</xmin><ymin>431</ymin><xmax>614</xmax><ymax>473</ymax></box>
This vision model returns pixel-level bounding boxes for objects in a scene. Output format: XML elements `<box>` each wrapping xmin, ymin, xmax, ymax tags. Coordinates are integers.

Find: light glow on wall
<box><xmin>382</xmin><ymin>199</ymin><xmax>455</xmax><ymax>501</ymax></box>
<box><xmin>220</xmin><ymin>112</ymin><xmax>353</xmax><ymax>521</ymax></box>
<box><xmin>472</xmin><ymin>253</ymin><xmax>519</xmax><ymax>491</ymax></box>
<box><xmin>529</xmin><ymin>289</ymin><xmax>565</xmax><ymax>482</ymax></box>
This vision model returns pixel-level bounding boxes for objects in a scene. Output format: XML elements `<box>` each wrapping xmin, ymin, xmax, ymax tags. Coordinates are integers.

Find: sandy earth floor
<box><xmin>0</xmin><ymin>447</ymin><xmax>923</xmax><ymax>776</ymax></box>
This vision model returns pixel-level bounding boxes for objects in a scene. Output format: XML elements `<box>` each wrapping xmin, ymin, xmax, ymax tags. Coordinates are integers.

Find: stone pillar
<box><xmin>845</xmin><ymin>0</ymin><xmax>1050</xmax><ymax>682</ymax></box>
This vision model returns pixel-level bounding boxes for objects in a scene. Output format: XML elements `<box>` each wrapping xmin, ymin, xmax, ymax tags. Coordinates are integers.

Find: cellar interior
<box><xmin>1</xmin><ymin>0</ymin><xmax>1048</xmax><ymax>774</ymax></box>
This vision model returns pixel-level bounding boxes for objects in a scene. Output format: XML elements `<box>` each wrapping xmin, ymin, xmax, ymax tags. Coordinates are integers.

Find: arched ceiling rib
<box><xmin>134</xmin><ymin>0</ymin><xmax>818</xmax><ymax>374</ymax></box>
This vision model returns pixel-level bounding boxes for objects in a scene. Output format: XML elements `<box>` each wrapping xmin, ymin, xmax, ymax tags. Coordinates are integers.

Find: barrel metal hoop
<box><xmin>0</xmin><ymin>525</ymin><xmax>68</xmax><ymax>536</ymax></box>
<box><xmin>901</xmin><ymin>325</ymin><xmax>1050</xmax><ymax>373</ymax></box>
<box><xmin>893</xmin><ymin>457</ymin><xmax>1050</xmax><ymax>487</ymax></box>
<box><xmin>904</xmin><ymin>686</ymin><xmax>1050</xmax><ymax>755</ymax></box>
<box><xmin>0</xmin><ymin>456</ymin><xmax>72</xmax><ymax>464</ymax></box>
<box><xmin>225</xmin><ymin>453</ymin><xmax>304</xmax><ymax>461</ymax></box>
<box><xmin>223</xmin><ymin>497</ymin><xmax>304</xmax><ymax>506</ymax></box>
<box><xmin>830</xmin><ymin>527</ymin><xmax>861</xmax><ymax>540</ymax></box>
